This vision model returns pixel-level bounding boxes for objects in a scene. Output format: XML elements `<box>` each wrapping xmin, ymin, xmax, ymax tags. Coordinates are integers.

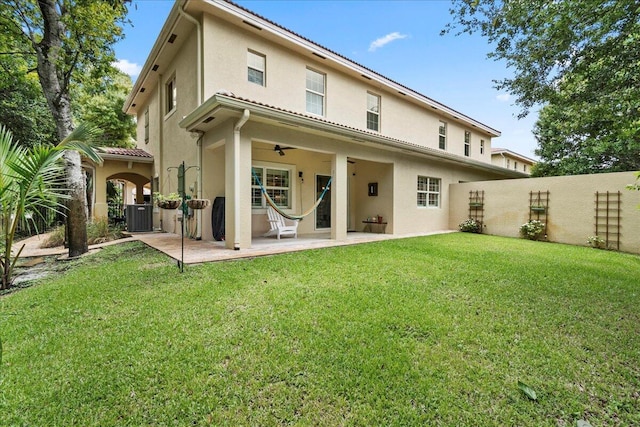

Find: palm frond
<box><xmin>57</xmin><ymin>123</ymin><xmax>103</xmax><ymax>164</ymax></box>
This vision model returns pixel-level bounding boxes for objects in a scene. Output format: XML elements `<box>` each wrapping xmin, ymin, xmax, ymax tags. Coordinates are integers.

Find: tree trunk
<box><xmin>36</xmin><ymin>0</ymin><xmax>88</xmax><ymax>258</ymax></box>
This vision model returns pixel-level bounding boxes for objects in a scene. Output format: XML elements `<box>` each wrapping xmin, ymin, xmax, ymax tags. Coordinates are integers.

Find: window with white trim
<box><xmin>251</xmin><ymin>166</ymin><xmax>291</xmax><ymax>209</ymax></box>
<box><xmin>480</xmin><ymin>139</ymin><xmax>485</xmax><ymax>154</ymax></box>
<box><xmin>417</xmin><ymin>176</ymin><xmax>441</xmax><ymax>208</ymax></box>
<box><xmin>514</xmin><ymin>161</ymin><xmax>518</xmax><ymax>170</ymax></box>
<box><xmin>464</xmin><ymin>131</ymin><xmax>471</xmax><ymax>157</ymax></box>
<box><xmin>506</xmin><ymin>159</ymin><xmax>510</xmax><ymax>168</ymax></box>
<box><xmin>367</xmin><ymin>92</ymin><xmax>380</xmax><ymax>131</ymax></box>
<box><xmin>438</xmin><ymin>121</ymin><xmax>447</xmax><ymax>150</ymax></box>
<box><xmin>165</xmin><ymin>75</ymin><xmax>176</xmax><ymax>115</ymax></box>
<box><xmin>247</xmin><ymin>50</ymin><xmax>266</xmax><ymax>86</ymax></box>
<box><xmin>306</xmin><ymin>68</ymin><xmax>325</xmax><ymax>115</ymax></box>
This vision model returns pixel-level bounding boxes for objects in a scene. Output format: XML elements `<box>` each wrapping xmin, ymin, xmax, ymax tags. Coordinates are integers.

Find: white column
<box><xmin>331</xmin><ymin>152</ymin><xmax>348</xmax><ymax>241</ymax></box>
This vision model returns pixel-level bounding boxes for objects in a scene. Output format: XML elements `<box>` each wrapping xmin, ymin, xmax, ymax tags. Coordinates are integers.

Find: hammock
<box><xmin>252</xmin><ymin>167</ymin><xmax>332</xmax><ymax>221</ymax></box>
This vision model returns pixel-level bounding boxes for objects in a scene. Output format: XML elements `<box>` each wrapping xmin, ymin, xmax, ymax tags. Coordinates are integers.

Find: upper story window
<box><xmin>367</xmin><ymin>92</ymin><xmax>380</xmax><ymax>131</ymax></box>
<box><xmin>252</xmin><ymin>166</ymin><xmax>291</xmax><ymax>209</ymax></box>
<box><xmin>464</xmin><ymin>131</ymin><xmax>471</xmax><ymax>157</ymax></box>
<box><xmin>506</xmin><ymin>158</ymin><xmax>511</xmax><ymax>168</ymax></box>
<box><xmin>524</xmin><ymin>164</ymin><xmax>528</xmax><ymax>173</ymax></box>
<box><xmin>480</xmin><ymin>139</ymin><xmax>485</xmax><ymax>155</ymax></box>
<box><xmin>514</xmin><ymin>161</ymin><xmax>518</xmax><ymax>170</ymax></box>
<box><xmin>144</xmin><ymin>107</ymin><xmax>149</xmax><ymax>144</ymax></box>
<box><xmin>165</xmin><ymin>75</ymin><xmax>176</xmax><ymax>115</ymax></box>
<box><xmin>417</xmin><ymin>176</ymin><xmax>440</xmax><ymax>208</ymax></box>
<box><xmin>247</xmin><ymin>50</ymin><xmax>266</xmax><ymax>86</ymax></box>
<box><xmin>306</xmin><ymin>68</ymin><xmax>325</xmax><ymax>116</ymax></box>
<box><xmin>438</xmin><ymin>121</ymin><xmax>447</xmax><ymax>150</ymax></box>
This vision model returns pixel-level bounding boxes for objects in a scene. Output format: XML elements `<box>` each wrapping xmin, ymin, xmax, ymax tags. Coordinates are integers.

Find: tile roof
<box><xmin>98</xmin><ymin>147</ymin><xmax>153</xmax><ymax>158</ymax></box>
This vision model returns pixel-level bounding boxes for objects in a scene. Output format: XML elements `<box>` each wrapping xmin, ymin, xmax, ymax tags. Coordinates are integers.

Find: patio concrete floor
<box><xmin>18</xmin><ymin>229</ymin><xmax>456</xmax><ymax>264</ymax></box>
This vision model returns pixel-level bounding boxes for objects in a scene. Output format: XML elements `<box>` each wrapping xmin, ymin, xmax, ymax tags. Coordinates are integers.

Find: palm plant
<box><xmin>0</xmin><ymin>124</ymin><xmax>101</xmax><ymax>289</ymax></box>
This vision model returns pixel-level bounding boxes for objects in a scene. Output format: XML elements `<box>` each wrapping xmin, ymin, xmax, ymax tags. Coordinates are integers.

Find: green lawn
<box><xmin>1</xmin><ymin>234</ymin><xmax>639</xmax><ymax>426</ymax></box>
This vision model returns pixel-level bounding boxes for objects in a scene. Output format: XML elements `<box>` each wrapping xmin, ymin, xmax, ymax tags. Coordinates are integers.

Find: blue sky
<box><xmin>114</xmin><ymin>0</ymin><xmax>539</xmax><ymax>158</ymax></box>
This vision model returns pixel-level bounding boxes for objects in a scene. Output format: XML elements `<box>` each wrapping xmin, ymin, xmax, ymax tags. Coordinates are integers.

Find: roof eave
<box><xmin>99</xmin><ymin>153</ymin><xmax>154</xmax><ymax>163</ymax></box>
<box><xmin>123</xmin><ymin>1</ymin><xmax>184</xmax><ymax>114</ymax></box>
<box><xmin>181</xmin><ymin>94</ymin><xmax>524</xmax><ymax>178</ymax></box>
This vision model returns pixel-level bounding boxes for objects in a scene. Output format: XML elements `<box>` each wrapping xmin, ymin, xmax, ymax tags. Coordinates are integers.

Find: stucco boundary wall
<box><xmin>449</xmin><ymin>171</ymin><xmax>640</xmax><ymax>254</ymax></box>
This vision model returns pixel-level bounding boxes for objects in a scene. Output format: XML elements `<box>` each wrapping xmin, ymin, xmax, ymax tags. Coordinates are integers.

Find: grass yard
<box><xmin>1</xmin><ymin>234</ymin><xmax>639</xmax><ymax>426</ymax></box>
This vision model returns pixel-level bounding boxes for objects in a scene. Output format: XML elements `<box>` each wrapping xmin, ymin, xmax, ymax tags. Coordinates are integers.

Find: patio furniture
<box><xmin>264</xmin><ymin>206</ymin><xmax>298</xmax><ymax>239</ymax></box>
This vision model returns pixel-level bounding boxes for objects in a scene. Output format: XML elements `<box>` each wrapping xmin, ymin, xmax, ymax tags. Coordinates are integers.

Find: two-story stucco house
<box><xmin>491</xmin><ymin>148</ymin><xmax>536</xmax><ymax>175</ymax></box>
<box><xmin>123</xmin><ymin>0</ymin><xmax>525</xmax><ymax>250</ymax></box>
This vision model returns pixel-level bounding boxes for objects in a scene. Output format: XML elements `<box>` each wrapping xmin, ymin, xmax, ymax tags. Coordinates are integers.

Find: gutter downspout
<box><xmin>233</xmin><ymin>109</ymin><xmax>250</xmax><ymax>249</ymax></box>
<box><xmin>178</xmin><ymin>2</ymin><xmax>204</xmax><ymax>238</ymax></box>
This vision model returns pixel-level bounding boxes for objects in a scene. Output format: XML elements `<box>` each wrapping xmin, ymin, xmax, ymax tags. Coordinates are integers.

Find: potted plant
<box><xmin>154</xmin><ymin>192</ymin><xmax>182</xmax><ymax>209</ymax></box>
<box><xmin>530</xmin><ymin>205</ymin><xmax>546</xmax><ymax>212</ymax></box>
<box><xmin>469</xmin><ymin>202</ymin><xmax>483</xmax><ymax>208</ymax></box>
<box><xmin>186</xmin><ymin>198</ymin><xmax>210</xmax><ymax>210</ymax></box>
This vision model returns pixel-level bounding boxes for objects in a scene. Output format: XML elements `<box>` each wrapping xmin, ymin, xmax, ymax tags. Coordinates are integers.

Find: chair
<box><xmin>263</xmin><ymin>206</ymin><xmax>298</xmax><ymax>239</ymax></box>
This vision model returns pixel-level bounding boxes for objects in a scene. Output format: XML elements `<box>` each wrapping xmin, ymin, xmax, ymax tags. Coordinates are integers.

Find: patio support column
<box><xmin>331</xmin><ymin>152</ymin><xmax>348</xmax><ymax>241</ymax></box>
<box><xmin>93</xmin><ymin>168</ymin><xmax>107</xmax><ymax>219</ymax></box>
<box><xmin>225</xmin><ymin>110</ymin><xmax>251</xmax><ymax>250</ymax></box>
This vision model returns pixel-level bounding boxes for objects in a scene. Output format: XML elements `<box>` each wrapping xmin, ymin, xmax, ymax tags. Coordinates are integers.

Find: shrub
<box><xmin>40</xmin><ymin>218</ymin><xmax>124</xmax><ymax>248</ymax></box>
<box><xmin>519</xmin><ymin>220</ymin><xmax>545</xmax><ymax>240</ymax></box>
<box><xmin>459</xmin><ymin>218</ymin><xmax>481</xmax><ymax>233</ymax></box>
<box><xmin>587</xmin><ymin>235</ymin><xmax>606</xmax><ymax>249</ymax></box>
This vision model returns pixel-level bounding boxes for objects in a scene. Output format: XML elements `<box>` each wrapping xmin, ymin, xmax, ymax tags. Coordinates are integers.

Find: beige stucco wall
<box><xmin>449</xmin><ymin>172</ymin><xmax>640</xmax><ymax>254</ymax></box>
<box><xmin>129</xmin><ymin>8</ymin><xmax>521</xmax><ymax>246</ymax></box>
<box><xmin>90</xmin><ymin>160</ymin><xmax>153</xmax><ymax>219</ymax></box>
<box><xmin>201</xmin><ymin>13</ymin><xmax>494</xmax><ymax>163</ymax></box>
<box><xmin>190</xmin><ymin>119</ymin><xmax>510</xmax><ymax>244</ymax></box>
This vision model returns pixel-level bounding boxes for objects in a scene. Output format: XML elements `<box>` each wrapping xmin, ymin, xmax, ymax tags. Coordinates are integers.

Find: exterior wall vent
<box><xmin>242</xmin><ymin>20</ymin><xmax>262</xmax><ymax>31</ymax></box>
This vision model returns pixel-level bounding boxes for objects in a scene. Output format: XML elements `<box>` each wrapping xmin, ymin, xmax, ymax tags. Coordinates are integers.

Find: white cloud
<box><xmin>368</xmin><ymin>32</ymin><xmax>408</xmax><ymax>52</ymax></box>
<box><xmin>496</xmin><ymin>93</ymin><xmax>511</xmax><ymax>102</ymax></box>
<box><xmin>113</xmin><ymin>59</ymin><xmax>142</xmax><ymax>78</ymax></box>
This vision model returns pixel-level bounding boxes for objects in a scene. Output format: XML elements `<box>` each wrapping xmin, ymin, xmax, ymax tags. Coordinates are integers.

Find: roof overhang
<box><xmin>124</xmin><ymin>0</ymin><xmax>501</xmax><ymax>138</ymax></box>
<box><xmin>180</xmin><ymin>93</ymin><xmax>526</xmax><ymax>178</ymax></box>
<box><xmin>99</xmin><ymin>153</ymin><xmax>154</xmax><ymax>164</ymax></box>
<box><xmin>491</xmin><ymin>149</ymin><xmax>537</xmax><ymax>164</ymax></box>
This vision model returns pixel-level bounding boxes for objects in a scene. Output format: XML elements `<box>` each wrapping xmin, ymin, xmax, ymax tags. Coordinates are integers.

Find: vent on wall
<box><xmin>202</xmin><ymin>116</ymin><xmax>215</xmax><ymax>123</ymax></box>
<box><xmin>168</xmin><ymin>33</ymin><xmax>177</xmax><ymax>44</ymax></box>
<box><xmin>152</xmin><ymin>64</ymin><xmax>159</xmax><ymax>71</ymax></box>
<box><xmin>242</xmin><ymin>20</ymin><xmax>262</xmax><ymax>31</ymax></box>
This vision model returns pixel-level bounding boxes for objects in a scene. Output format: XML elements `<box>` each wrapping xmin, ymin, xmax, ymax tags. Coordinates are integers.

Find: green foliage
<box><xmin>0</xmin><ymin>124</ymin><xmax>101</xmax><ymax>288</ymax></box>
<box><xmin>446</xmin><ymin>0</ymin><xmax>640</xmax><ymax>175</ymax></box>
<box><xmin>627</xmin><ymin>172</ymin><xmax>640</xmax><ymax>192</ymax></box>
<box><xmin>1</xmin><ymin>236</ymin><xmax>640</xmax><ymax>425</ymax></box>
<box><xmin>72</xmin><ymin>68</ymin><xmax>136</xmax><ymax>148</ymax></box>
<box><xmin>0</xmin><ymin>34</ymin><xmax>57</xmax><ymax>147</ymax></box>
<box><xmin>587</xmin><ymin>235</ymin><xmax>606</xmax><ymax>249</ymax></box>
<box><xmin>519</xmin><ymin>220</ymin><xmax>545</xmax><ymax>240</ymax></box>
<box><xmin>41</xmin><ymin>218</ymin><xmax>123</xmax><ymax>248</ymax></box>
<box><xmin>459</xmin><ymin>218</ymin><xmax>481</xmax><ymax>233</ymax></box>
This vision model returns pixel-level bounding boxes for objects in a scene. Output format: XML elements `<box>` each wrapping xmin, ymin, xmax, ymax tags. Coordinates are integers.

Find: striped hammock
<box><xmin>252</xmin><ymin>168</ymin><xmax>332</xmax><ymax>221</ymax></box>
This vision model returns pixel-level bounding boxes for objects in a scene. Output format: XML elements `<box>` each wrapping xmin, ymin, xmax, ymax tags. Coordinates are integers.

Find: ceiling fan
<box><xmin>274</xmin><ymin>145</ymin><xmax>296</xmax><ymax>156</ymax></box>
